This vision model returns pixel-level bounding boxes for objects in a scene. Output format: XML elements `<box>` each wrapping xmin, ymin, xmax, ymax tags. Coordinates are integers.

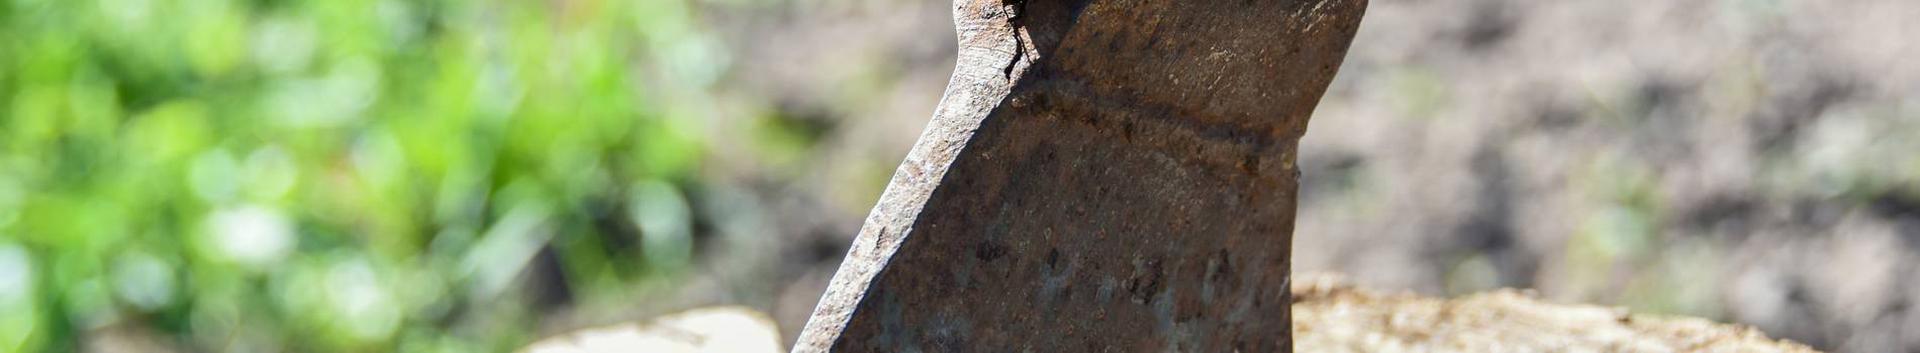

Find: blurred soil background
<box><xmin>1</xmin><ymin>0</ymin><xmax>1916</xmax><ymax>352</ymax></box>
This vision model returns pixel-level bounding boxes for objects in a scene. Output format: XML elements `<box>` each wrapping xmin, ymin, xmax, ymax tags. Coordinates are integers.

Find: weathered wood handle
<box><xmin>796</xmin><ymin>0</ymin><xmax>1365</xmax><ymax>351</ymax></box>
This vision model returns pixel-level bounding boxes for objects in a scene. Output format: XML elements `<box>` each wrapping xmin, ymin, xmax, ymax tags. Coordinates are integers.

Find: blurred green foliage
<box><xmin>0</xmin><ymin>0</ymin><xmax>728</xmax><ymax>351</ymax></box>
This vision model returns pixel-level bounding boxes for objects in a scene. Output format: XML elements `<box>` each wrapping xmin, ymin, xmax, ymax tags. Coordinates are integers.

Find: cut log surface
<box><xmin>1290</xmin><ymin>276</ymin><xmax>1820</xmax><ymax>353</ymax></box>
<box><xmin>518</xmin><ymin>280</ymin><xmax>1818</xmax><ymax>353</ymax></box>
<box><xmin>794</xmin><ymin>0</ymin><xmax>1366</xmax><ymax>352</ymax></box>
<box><xmin>522</xmin><ymin>307</ymin><xmax>785</xmax><ymax>353</ymax></box>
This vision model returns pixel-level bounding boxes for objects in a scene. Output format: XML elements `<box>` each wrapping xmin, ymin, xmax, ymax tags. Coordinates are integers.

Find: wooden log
<box><xmin>1289</xmin><ymin>275</ymin><xmax>1820</xmax><ymax>353</ymax></box>
<box><xmin>518</xmin><ymin>279</ymin><xmax>1820</xmax><ymax>352</ymax></box>
<box><xmin>795</xmin><ymin>0</ymin><xmax>1366</xmax><ymax>351</ymax></box>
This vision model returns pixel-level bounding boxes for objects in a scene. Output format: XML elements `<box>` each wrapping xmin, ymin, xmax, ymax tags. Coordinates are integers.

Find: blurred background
<box><xmin>0</xmin><ymin>0</ymin><xmax>1916</xmax><ymax>352</ymax></box>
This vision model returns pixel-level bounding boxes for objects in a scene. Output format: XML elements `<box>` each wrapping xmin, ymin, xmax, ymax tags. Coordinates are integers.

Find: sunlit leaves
<box><xmin>0</xmin><ymin>0</ymin><xmax>729</xmax><ymax>350</ymax></box>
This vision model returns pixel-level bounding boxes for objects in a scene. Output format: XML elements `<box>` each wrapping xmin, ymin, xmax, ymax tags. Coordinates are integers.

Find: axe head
<box><xmin>796</xmin><ymin>0</ymin><xmax>1366</xmax><ymax>351</ymax></box>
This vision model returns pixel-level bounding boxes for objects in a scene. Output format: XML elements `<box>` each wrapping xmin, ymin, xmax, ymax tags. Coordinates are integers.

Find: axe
<box><xmin>796</xmin><ymin>0</ymin><xmax>1366</xmax><ymax>351</ymax></box>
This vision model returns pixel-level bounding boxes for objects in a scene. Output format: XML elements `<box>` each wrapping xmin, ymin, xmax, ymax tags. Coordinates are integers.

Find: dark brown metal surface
<box><xmin>795</xmin><ymin>0</ymin><xmax>1365</xmax><ymax>351</ymax></box>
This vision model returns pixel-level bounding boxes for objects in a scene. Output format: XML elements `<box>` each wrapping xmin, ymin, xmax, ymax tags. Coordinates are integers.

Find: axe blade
<box><xmin>797</xmin><ymin>0</ymin><xmax>1366</xmax><ymax>351</ymax></box>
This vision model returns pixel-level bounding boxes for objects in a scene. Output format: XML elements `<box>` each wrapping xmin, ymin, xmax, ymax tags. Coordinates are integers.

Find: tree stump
<box><xmin>1289</xmin><ymin>275</ymin><xmax>1819</xmax><ymax>353</ymax></box>
<box><xmin>518</xmin><ymin>280</ymin><xmax>1819</xmax><ymax>352</ymax></box>
<box><xmin>793</xmin><ymin>0</ymin><xmax>1367</xmax><ymax>351</ymax></box>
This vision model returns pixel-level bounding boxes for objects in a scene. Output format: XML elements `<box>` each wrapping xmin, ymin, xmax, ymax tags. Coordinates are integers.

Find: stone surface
<box><xmin>794</xmin><ymin>0</ymin><xmax>1366</xmax><ymax>351</ymax></box>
